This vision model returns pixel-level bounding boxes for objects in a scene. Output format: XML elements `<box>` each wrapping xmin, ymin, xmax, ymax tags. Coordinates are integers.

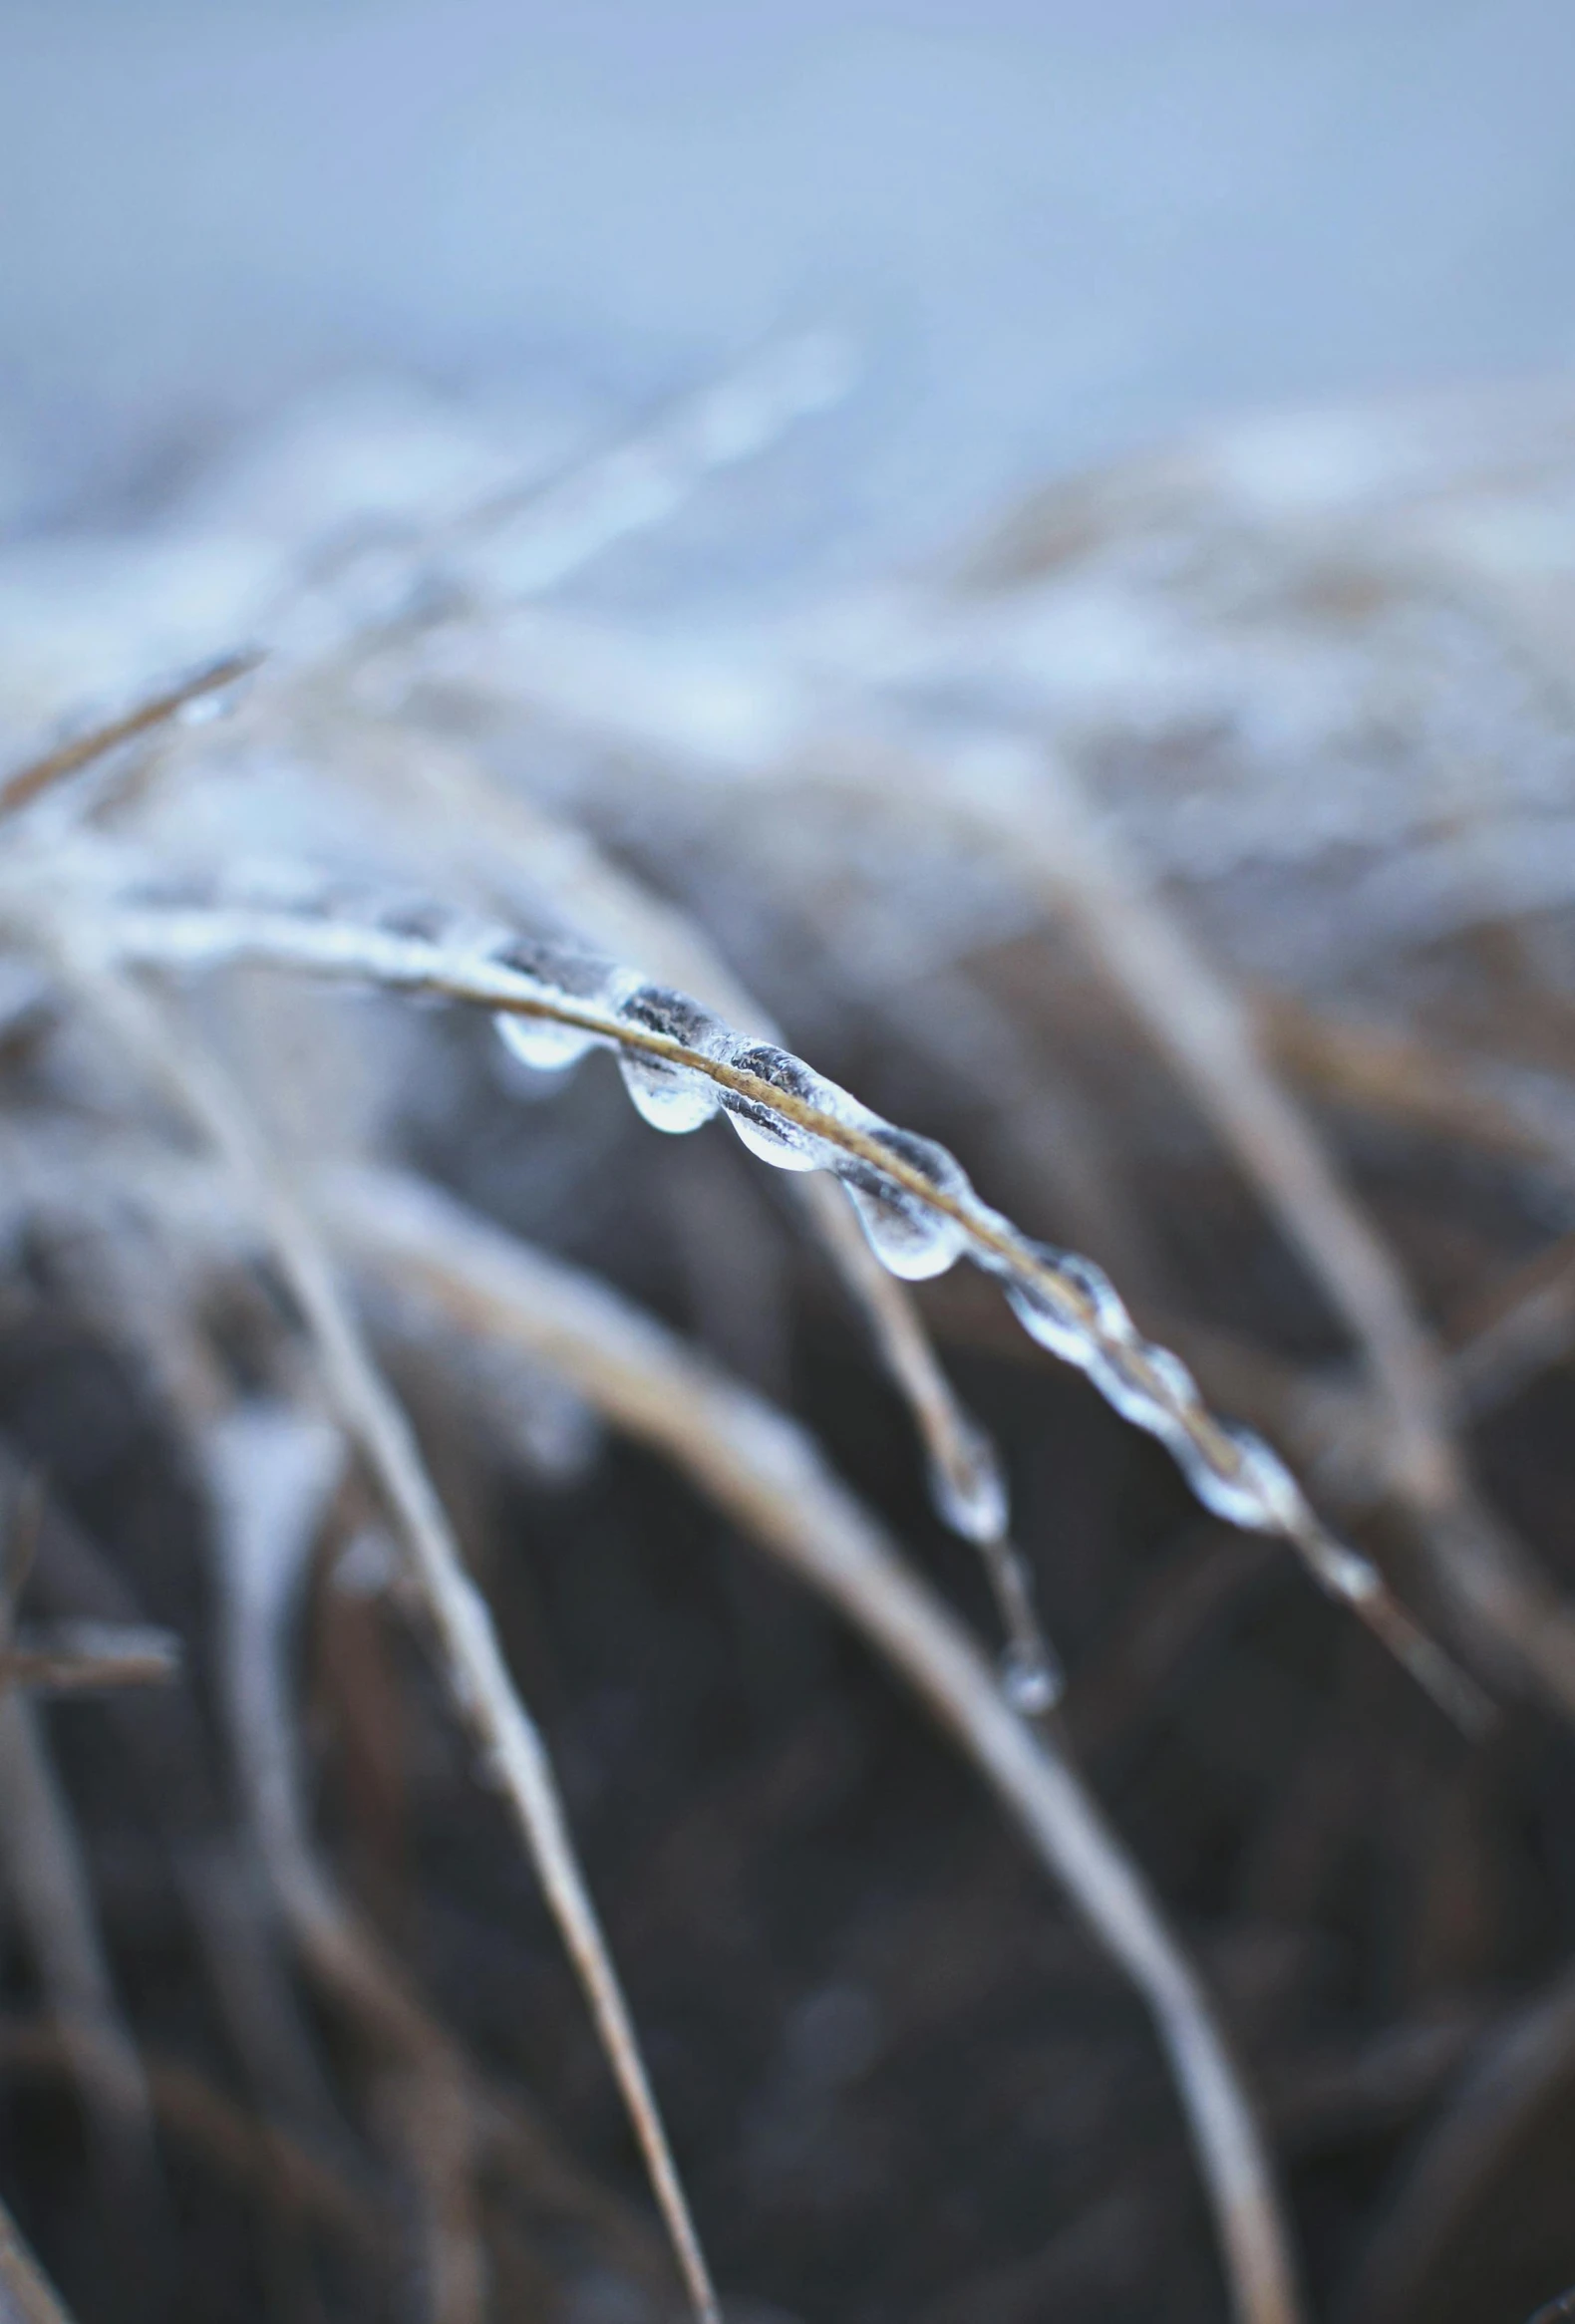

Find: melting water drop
<box><xmin>1001</xmin><ymin>1643</ymin><xmax>1062</xmax><ymax>1718</ymax></box>
<box><xmin>489</xmin><ymin>937</ymin><xmax>625</xmax><ymax>1076</ymax></box>
<box><xmin>928</xmin><ymin>1425</ymin><xmax>1009</xmax><ymax>1547</ymax></box>
<box><xmin>614</xmin><ymin>985</ymin><xmax>726</xmax><ymax>1133</ymax></box>
<box><xmin>1005</xmin><ymin>1283</ymin><xmax>1085</xmax><ymax>1365</ymax></box>
<box><xmin>175</xmin><ymin>652</ymin><xmax>260</xmax><ymax>726</ymax></box>
<box><xmin>843</xmin><ymin>1126</ymin><xmax>968</xmax><ymax>1282</ymax></box>
<box><xmin>1005</xmin><ymin>1248</ymin><xmax>1127</xmax><ymax>1366</ymax></box>
<box><xmin>494</xmin><ymin>1011</ymin><xmax>601</xmax><ymax>1072</ymax></box>
<box><xmin>1181</xmin><ymin>1423</ymin><xmax>1304</xmax><ymax>1535</ymax></box>
<box><xmin>721</xmin><ymin>1044</ymin><xmax>843</xmax><ymax>1172</ymax></box>
<box><xmin>1093</xmin><ymin>1340</ymin><xmax>1198</xmax><ymax>1437</ymax></box>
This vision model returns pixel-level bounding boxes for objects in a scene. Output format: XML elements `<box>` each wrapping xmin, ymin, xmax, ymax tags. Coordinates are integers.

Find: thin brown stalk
<box><xmin>906</xmin><ymin>738</ymin><xmax>1573</xmax><ymax>1718</ymax></box>
<box><xmin>81</xmin><ymin>891</ymin><xmax>1484</xmax><ymax>1726</ymax></box>
<box><xmin>0</xmin><ymin>1623</ymin><xmax>179</xmax><ymax>1697</ymax></box>
<box><xmin>1442</xmin><ymin>1230</ymin><xmax>1575</xmax><ymax>1417</ymax></box>
<box><xmin>1017</xmin><ymin>745</ymin><xmax>1459</xmax><ymax>1514</ymax></box>
<box><xmin>329</xmin><ymin>1161</ymin><xmax>1305</xmax><ymax>2324</ymax></box>
<box><xmin>206</xmin><ymin>1401</ymin><xmax>480</xmax><ymax>2324</ymax></box>
<box><xmin>1256</xmin><ymin>990</ymin><xmax>1560</xmax><ymax>1166</ymax></box>
<box><xmin>299</xmin><ymin>704</ymin><xmax>1016</xmax><ymax>1584</ymax></box>
<box><xmin>844</xmin><ymin>950</ymin><xmax>1169</xmax><ymax>1294</ymax></box>
<box><xmin>54</xmin><ymin>951</ymin><xmax>720</xmax><ymax>2324</ymax></box>
<box><xmin>208</xmin><ymin>1398</ymin><xmax>680</xmax><ymax>2312</ymax></box>
<box><xmin>0</xmin><ymin>653</ymin><xmax>262</xmax><ymax>820</ymax></box>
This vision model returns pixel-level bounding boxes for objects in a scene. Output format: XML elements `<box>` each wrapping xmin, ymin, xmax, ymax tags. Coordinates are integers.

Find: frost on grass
<box><xmin>2</xmin><ymin>364</ymin><xmax>1575</xmax><ymax>2324</ymax></box>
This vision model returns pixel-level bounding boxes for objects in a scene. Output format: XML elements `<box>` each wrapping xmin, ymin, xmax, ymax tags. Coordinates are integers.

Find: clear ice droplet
<box><xmin>494</xmin><ymin>1011</ymin><xmax>600</xmax><ymax>1072</ymax></box>
<box><xmin>928</xmin><ymin>1426</ymin><xmax>1010</xmax><ymax>1546</ymax></box>
<box><xmin>1005</xmin><ymin>1279</ymin><xmax>1087</xmax><ymax>1365</ymax></box>
<box><xmin>1181</xmin><ymin>1422</ymin><xmax>1305</xmax><ymax>1535</ymax></box>
<box><xmin>614</xmin><ymin>985</ymin><xmax>726</xmax><ymax>1133</ymax></box>
<box><xmin>1001</xmin><ymin>1643</ymin><xmax>1061</xmax><ymax>1718</ymax></box>
<box><xmin>847</xmin><ymin>1182</ymin><xmax>961</xmax><ymax>1278</ymax></box>
<box><xmin>1091</xmin><ymin>1340</ymin><xmax>1197</xmax><ymax>1437</ymax></box>
<box><xmin>176</xmin><ymin>654</ymin><xmax>258</xmax><ymax>726</ymax></box>
<box><xmin>843</xmin><ymin>1126</ymin><xmax>968</xmax><ymax>1282</ymax></box>
<box><xmin>489</xmin><ymin>937</ymin><xmax>627</xmax><ymax>1075</ymax></box>
<box><xmin>1005</xmin><ymin>1246</ymin><xmax>1133</xmax><ymax>1366</ymax></box>
<box><xmin>721</xmin><ymin>1044</ymin><xmax>841</xmax><ymax>1172</ymax></box>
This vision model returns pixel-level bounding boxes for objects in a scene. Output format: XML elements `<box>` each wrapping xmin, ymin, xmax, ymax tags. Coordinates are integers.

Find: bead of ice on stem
<box><xmin>614</xmin><ymin>985</ymin><xmax>727</xmax><ymax>1133</ymax></box>
<box><xmin>1178</xmin><ymin>1422</ymin><xmax>1309</xmax><ymax>1538</ymax></box>
<box><xmin>926</xmin><ymin>1417</ymin><xmax>1010</xmax><ymax>1547</ymax></box>
<box><xmin>1001</xmin><ymin>1641</ymin><xmax>1062</xmax><ymax>1718</ymax></box>
<box><xmin>720</xmin><ymin>1043</ymin><xmax>844</xmax><ymax>1171</ymax></box>
<box><xmin>489</xmin><ymin>938</ymin><xmax>627</xmax><ymax>1075</ymax></box>
<box><xmin>1004</xmin><ymin>1248</ymin><xmax>1127</xmax><ymax>1365</ymax></box>
<box><xmin>1094</xmin><ymin>1340</ymin><xmax>1201</xmax><ymax>1437</ymax></box>
<box><xmin>494</xmin><ymin>1010</ymin><xmax>602</xmax><ymax>1072</ymax></box>
<box><xmin>841</xmin><ymin>1125</ymin><xmax>969</xmax><ymax>1282</ymax></box>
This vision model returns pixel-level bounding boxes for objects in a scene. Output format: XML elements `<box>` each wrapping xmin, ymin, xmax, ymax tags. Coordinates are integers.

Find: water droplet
<box><xmin>928</xmin><ymin>1424</ymin><xmax>1009</xmax><ymax>1545</ymax></box>
<box><xmin>1093</xmin><ymin>1339</ymin><xmax>1197</xmax><ymax>1435</ymax></box>
<box><xmin>177</xmin><ymin>693</ymin><xmax>227</xmax><ymax>727</ymax></box>
<box><xmin>1005</xmin><ymin>1279</ymin><xmax>1087</xmax><ymax>1365</ymax></box>
<box><xmin>176</xmin><ymin>655</ymin><xmax>258</xmax><ymax>726</ymax></box>
<box><xmin>1182</xmin><ymin>1423</ymin><xmax>1306</xmax><ymax>1536</ymax></box>
<box><xmin>840</xmin><ymin>1125</ymin><xmax>968</xmax><ymax>1281</ymax></box>
<box><xmin>1062</xmin><ymin>1252</ymin><xmax>1135</xmax><ymax>1342</ymax></box>
<box><xmin>494</xmin><ymin>1011</ymin><xmax>600</xmax><ymax>1072</ymax></box>
<box><xmin>847</xmin><ymin>1184</ymin><xmax>959</xmax><ymax>1279</ymax></box>
<box><xmin>613</xmin><ymin>985</ymin><xmax>726</xmax><ymax>1133</ymax></box>
<box><xmin>1140</xmin><ymin>1343</ymin><xmax>1198</xmax><ymax>1408</ymax></box>
<box><xmin>489</xmin><ymin>937</ymin><xmax>624</xmax><ymax>1075</ymax></box>
<box><xmin>721</xmin><ymin>1044</ymin><xmax>842</xmax><ymax>1172</ymax></box>
<box><xmin>1005</xmin><ymin>1244</ymin><xmax>1139</xmax><ymax>1367</ymax></box>
<box><xmin>1001</xmin><ymin>1643</ymin><xmax>1061</xmax><ymax>1718</ymax></box>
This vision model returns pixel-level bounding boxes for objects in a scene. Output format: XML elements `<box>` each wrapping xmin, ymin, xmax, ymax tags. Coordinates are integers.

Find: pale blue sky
<box><xmin>3</xmin><ymin>0</ymin><xmax>1573</xmax><ymax>566</ymax></box>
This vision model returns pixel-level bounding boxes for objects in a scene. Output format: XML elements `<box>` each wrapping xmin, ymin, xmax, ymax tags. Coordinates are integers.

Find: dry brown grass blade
<box><xmin>299</xmin><ymin>705</ymin><xmax>1018</xmax><ymax>1585</ymax></box>
<box><xmin>207</xmin><ymin>1403</ymin><xmax>681</xmax><ymax>2314</ymax></box>
<box><xmin>51</xmin><ymin>949</ymin><xmax>721</xmax><ymax>2324</ymax></box>
<box><xmin>1256</xmin><ymin>991</ymin><xmax>1561</xmax><ymax>1167</ymax></box>
<box><xmin>900</xmin><ymin>738</ymin><xmax>1569</xmax><ymax>1718</ymax></box>
<box><xmin>205</xmin><ymin>1401</ymin><xmax>484</xmax><ymax>2324</ymax></box>
<box><xmin>0</xmin><ymin>653</ymin><xmax>262</xmax><ymax>821</ymax></box>
<box><xmin>330</xmin><ymin>1161</ymin><xmax>1306</xmax><ymax>2324</ymax></box>
<box><xmin>0</xmin><ymin>1624</ymin><xmax>179</xmax><ymax>1696</ymax></box>
<box><xmin>1011</xmin><ymin>745</ymin><xmax>1459</xmax><ymax>1512</ymax></box>
<box><xmin>82</xmin><ymin>892</ymin><xmax>1485</xmax><ymax>1727</ymax></box>
<box><xmin>1445</xmin><ymin>1229</ymin><xmax>1575</xmax><ymax>1416</ymax></box>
